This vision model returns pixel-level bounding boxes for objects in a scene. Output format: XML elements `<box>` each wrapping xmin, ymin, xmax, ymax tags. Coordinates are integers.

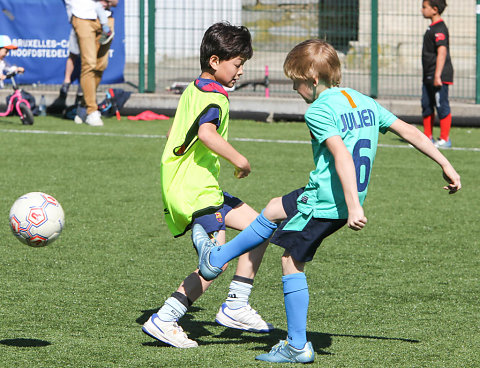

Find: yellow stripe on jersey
<box><xmin>341</xmin><ymin>90</ymin><xmax>357</xmax><ymax>108</ymax></box>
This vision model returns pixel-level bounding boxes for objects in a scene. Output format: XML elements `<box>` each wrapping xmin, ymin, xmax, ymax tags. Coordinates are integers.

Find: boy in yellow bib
<box><xmin>142</xmin><ymin>22</ymin><xmax>273</xmax><ymax>348</ymax></box>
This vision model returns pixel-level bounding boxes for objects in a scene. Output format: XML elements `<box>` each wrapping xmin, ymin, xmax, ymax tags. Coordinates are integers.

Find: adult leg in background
<box><xmin>72</xmin><ymin>16</ymin><xmax>99</xmax><ymax>116</ymax></box>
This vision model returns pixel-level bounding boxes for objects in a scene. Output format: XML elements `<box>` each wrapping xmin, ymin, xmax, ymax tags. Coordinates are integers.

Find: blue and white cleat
<box><xmin>142</xmin><ymin>313</ymin><xmax>198</xmax><ymax>348</ymax></box>
<box><xmin>215</xmin><ymin>303</ymin><xmax>274</xmax><ymax>333</ymax></box>
<box><xmin>434</xmin><ymin>138</ymin><xmax>452</xmax><ymax>149</ymax></box>
<box><xmin>191</xmin><ymin>224</ymin><xmax>223</xmax><ymax>281</ymax></box>
<box><xmin>255</xmin><ymin>340</ymin><xmax>315</xmax><ymax>364</ymax></box>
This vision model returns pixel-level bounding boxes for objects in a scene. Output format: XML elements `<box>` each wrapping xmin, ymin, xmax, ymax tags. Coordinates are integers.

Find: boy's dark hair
<box><xmin>200</xmin><ymin>22</ymin><xmax>253</xmax><ymax>71</ymax></box>
<box><xmin>426</xmin><ymin>0</ymin><xmax>447</xmax><ymax>14</ymax></box>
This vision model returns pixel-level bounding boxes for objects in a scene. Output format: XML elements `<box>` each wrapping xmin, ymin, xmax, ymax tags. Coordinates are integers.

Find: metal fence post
<box><xmin>476</xmin><ymin>1</ymin><xmax>480</xmax><ymax>103</ymax></box>
<box><xmin>317</xmin><ymin>0</ymin><xmax>321</xmax><ymax>40</ymax></box>
<box><xmin>138</xmin><ymin>0</ymin><xmax>145</xmax><ymax>93</ymax></box>
<box><xmin>371</xmin><ymin>0</ymin><xmax>378</xmax><ymax>98</ymax></box>
<box><xmin>147</xmin><ymin>0</ymin><xmax>156</xmax><ymax>92</ymax></box>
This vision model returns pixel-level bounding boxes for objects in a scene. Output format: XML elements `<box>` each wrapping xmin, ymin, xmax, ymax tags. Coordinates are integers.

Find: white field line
<box><xmin>1</xmin><ymin>128</ymin><xmax>480</xmax><ymax>152</ymax></box>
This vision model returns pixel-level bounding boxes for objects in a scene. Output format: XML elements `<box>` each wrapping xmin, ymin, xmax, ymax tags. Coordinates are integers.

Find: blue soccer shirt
<box><xmin>297</xmin><ymin>87</ymin><xmax>397</xmax><ymax>219</ymax></box>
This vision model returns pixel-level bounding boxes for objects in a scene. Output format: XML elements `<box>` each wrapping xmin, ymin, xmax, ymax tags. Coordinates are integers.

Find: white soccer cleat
<box><xmin>215</xmin><ymin>303</ymin><xmax>274</xmax><ymax>333</ymax></box>
<box><xmin>142</xmin><ymin>313</ymin><xmax>198</xmax><ymax>348</ymax></box>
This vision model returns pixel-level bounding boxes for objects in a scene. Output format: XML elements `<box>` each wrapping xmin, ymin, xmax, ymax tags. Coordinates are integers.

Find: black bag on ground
<box><xmin>63</xmin><ymin>105</ymin><xmax>85</xmax><ymax>121</ymax></box>
<box><xmin>97</xmin><ymin>89</ymin><xmax>131</xmax><ymax>117</ymax></box>
<box><xmin>63</xmin><ymin>89</ymin><xmax>131</xmax><ymax>120</ymax></box>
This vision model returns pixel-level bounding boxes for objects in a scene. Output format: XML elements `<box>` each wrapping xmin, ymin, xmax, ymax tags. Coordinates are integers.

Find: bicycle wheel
<box><xmin>19</xmin><ymin>102</ymin><xmax>34</xmax><ymax>125</ymax></box>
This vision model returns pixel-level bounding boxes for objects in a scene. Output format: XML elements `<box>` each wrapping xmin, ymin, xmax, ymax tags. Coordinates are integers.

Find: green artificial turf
<box><xmin>0</xmin><ymin>115</ymin><xmax>478</xmax><ymax>367</ymax></box>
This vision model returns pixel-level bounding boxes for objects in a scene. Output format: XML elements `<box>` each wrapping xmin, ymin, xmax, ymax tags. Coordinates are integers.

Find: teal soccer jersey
<box><xmin>297</xmin><ymin>87</ymin><xmax>397</xmax><ymax>219</ymax></box>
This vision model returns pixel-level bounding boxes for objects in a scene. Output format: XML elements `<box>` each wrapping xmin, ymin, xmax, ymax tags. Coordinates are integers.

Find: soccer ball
<box><xmin>9</xmin><ymin>192</ymin><xmax>65</xmax><ymax>247</ymax></box>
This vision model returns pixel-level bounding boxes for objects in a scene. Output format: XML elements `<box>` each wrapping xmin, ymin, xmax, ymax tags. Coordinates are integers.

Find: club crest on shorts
<box><xmin>215</xmin><ymin>212</ymin><xmax>223</xmax><ymax>223</ymax></box>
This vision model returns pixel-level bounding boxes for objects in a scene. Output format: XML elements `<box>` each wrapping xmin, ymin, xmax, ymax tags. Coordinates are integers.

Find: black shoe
<box><xmin>99</xmin><ymin>30</ymin><xmax>114</xmax><ymax>45</ymax></box>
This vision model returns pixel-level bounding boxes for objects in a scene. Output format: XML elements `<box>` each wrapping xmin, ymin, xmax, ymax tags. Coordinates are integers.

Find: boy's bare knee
<box><xmin>281</xmin><ymin>252</ymin><xmax>305</xmax><ymax>275</ymax></box>
<box><xmin>263</xmin><ymin>197</ymin><xmax>286</xmax><ymax>222</ymax></box>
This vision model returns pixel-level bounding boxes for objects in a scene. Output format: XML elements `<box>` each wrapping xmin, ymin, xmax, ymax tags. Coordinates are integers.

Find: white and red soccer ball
<box><xmin>9</xmin><ymin>192</ymin><xmax>65</xmax><ymax>247</ymax></box>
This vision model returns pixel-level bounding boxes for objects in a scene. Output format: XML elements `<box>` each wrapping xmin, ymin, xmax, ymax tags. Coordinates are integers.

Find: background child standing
<box><xmin>421</xmin><ymin>0</ymin><xmax>454</xmax><ymax>148</ymax></box>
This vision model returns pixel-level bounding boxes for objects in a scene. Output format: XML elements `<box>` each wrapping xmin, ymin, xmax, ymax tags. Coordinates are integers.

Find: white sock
<box><xmin>157</xmin><ymin>297</ymin><xmax>187</xmax><ymax>322</ymax></box>
<box><xmin>226</xmin><ymin>280</ymin><xmax>252</xmax><ymax>309</ymax></box>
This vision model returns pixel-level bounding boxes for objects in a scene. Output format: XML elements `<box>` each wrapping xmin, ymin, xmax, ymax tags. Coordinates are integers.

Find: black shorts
<box><xmin>270</xmin><ymin>188</ymin><xmax>347</xmax><ymax>262</ymax></box>
<box><xmin>192</xmin><ymin>192</ymin><xmax>243</xmax><ymax>234</ymax></box>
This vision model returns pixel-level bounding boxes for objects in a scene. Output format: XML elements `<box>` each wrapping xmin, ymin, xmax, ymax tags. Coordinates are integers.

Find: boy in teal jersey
<box><xmin>142</xmin><ymin>22</ymin><xmax>274</xmax><ymax>349</ymax></box>
<box><xmin>192</xmin><ymin>39</ymin><xmax>461</xmax><ymax>363</ymax></box>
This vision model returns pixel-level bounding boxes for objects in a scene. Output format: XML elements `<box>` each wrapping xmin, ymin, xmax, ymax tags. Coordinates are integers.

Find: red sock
<box><xmin>439</xmin><ymin>113</ymin><xmax>452</xmax><ymax>141</ymax></box>
<box><xmin>423</xmin><ymin>113</ymin><xmax>434</xmax><ymax>139</ymax></box>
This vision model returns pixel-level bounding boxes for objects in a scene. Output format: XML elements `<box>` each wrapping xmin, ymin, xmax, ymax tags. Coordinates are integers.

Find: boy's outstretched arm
<box><xmin>387</xmin><ymin>119</ymin><xmax>461</xmax><ymax>194</ymax></box>
<box><xmin>325</xmin><ymin>135</ymin><xmax>367</xmax><ymax>231</ymax></box>
<box><xmin>198</xmin><ymin>122</ymin><xmax>251</xmax><ymax>178</ymax></box>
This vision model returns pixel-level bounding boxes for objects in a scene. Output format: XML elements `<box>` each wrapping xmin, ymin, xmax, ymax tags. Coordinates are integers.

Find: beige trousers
<box><xmin>72</xmin><ymin>16</ymin><xmax>114</xmax><ymax>115</ymax></box>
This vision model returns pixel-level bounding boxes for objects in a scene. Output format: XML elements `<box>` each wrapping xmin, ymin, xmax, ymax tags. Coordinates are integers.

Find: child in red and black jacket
<box><xmin>421</xmin><ymin>0</ymin><xmax>454</xmax><ymax>148</ymax></box>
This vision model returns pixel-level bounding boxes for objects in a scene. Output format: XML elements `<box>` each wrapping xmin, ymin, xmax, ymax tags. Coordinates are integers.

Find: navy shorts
<box><xmin>270</xmin><ymin>188</ymin><xmax>347</xmax><ymax>262</ymax></box>
<box><xmin>192</xmin><ymin>192</ymin><xmax>243</xmax><ymax>234</ymax></box>
<box><xmin>421</xmin><ymin>83</ymin><xmax>450</xmax><ymax>119</ymax></box>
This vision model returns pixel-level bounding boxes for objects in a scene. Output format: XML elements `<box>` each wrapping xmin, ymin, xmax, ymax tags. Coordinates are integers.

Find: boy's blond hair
<box><xmin>283</xmin><ymin>39</ymin><xmax>341</xmax><ymax>87</ymax></box>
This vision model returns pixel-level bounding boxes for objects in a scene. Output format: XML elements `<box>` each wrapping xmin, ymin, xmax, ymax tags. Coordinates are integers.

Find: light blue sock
<box><xmin>209</xmin><ymin>210</ymin><xmax>277</xmax><ymax>268</ymax></box>
<box><xmin>156</xmin><ymin>297</ymin><xmax>187</xmax><ymax>322</ymax></box>
<box><xmin>102</xmin><ymin>24</ymin><xmax>111</xmax><ymax>33</ymax></box>
<box><xmin>283</xmin><ymin>273</ymin><xmax>309</xmax><ymax>350</ymax></box>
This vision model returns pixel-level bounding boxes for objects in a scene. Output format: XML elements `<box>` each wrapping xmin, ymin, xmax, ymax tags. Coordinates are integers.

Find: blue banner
<box><xmin>0</xmin><ymin>0</ymin><xmax>124</xmax><ymax>85</ymax></box>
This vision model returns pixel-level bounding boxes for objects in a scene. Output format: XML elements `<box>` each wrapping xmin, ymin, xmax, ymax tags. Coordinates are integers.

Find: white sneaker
<box><xmin>74</xmin><ymin>115</ymin><xmax>84</xmax><ymax>124</ymax></box>
<box><xmin>434</xmin><ymin>138</ymin><xmax>452</xmax><ymax>149</ymax></box>
<box><xmin>85</xmin><ymin>110</ymin><xmax>104</xmax><ymax>126</ymax></box>
<box><xmin>142</xmin><ymin>313</ymin><xmax>198</xmax><ymax>348</ymax></box>
<box><xmin>215</xmin><ymin>303</ymin><xmax>274</xmax><ymax>333</ymax></box>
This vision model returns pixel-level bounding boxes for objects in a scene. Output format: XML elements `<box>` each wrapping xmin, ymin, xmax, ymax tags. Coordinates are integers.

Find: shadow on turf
<box><xmin>0</xmin><ymin>338</ymin><xmax>51</xmax><ymax>347</ymax></box>
<box><xmin>0</xmin><ymin>119</ymin><xmax>22</xmax><ymax>126</ymax></box>
<box><xmin>329</xmin><ymin>332</ymin><xmax>419</xmax><ymax>344</ymax></box>
<box><xmin>137</xmin><ymin>307</ymin><xmax>418</xmax><ymax>354</ymax></box>
<box><xmin>137</xmin><ymin>307</ymin><xmax>206</xmax><ymax>325</ymax></box>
